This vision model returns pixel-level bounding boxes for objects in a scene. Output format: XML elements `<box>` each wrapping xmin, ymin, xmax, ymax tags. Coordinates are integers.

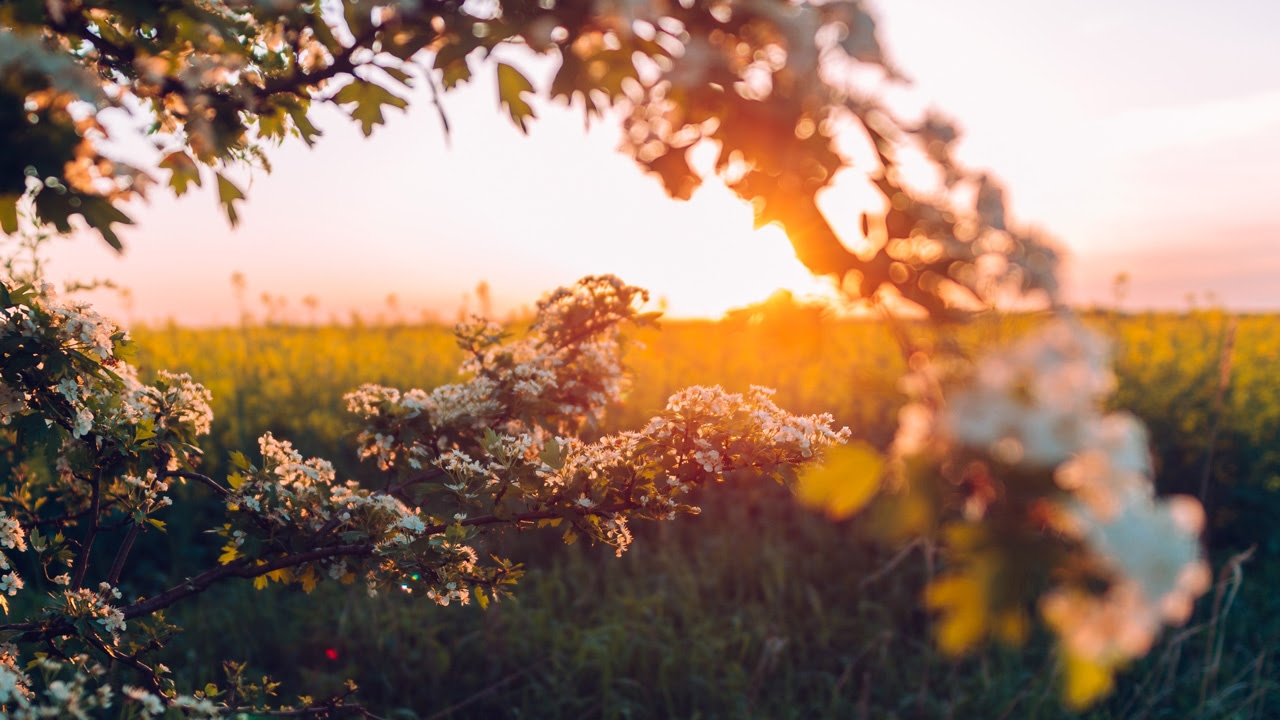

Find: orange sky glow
<box><xmin>40</xmin><ymin>0</ymin><xmax>1280</xmax><ymax>325</ymax></box>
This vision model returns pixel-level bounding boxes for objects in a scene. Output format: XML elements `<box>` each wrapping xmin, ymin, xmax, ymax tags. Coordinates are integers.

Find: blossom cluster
<box><xmin>0</xmin><ymin>651</ymin><xmax>115</xmax><ymax>720</ymax></box>
<box><xmin>0</xmin><ymin>281</ymin><xmax>124</xmax><ymax>435</ymax></box>
<box><xmin>891</xmin><ymin>316</ymin><xmax>1210</xmax><ymax>695</ymax></box>
<box><xmin>59</xmin><ymin>584</ymin><xmax>128</xmax><ymax>643</ymax></box>
<box><xmin>0</xmin><ymin>511</ymin><xmax>26</xmax><ymax>601</ymax></box>
<box><xmin>0</xmin><ymin>281</ymin><xmax>116</xmax><ymax>359</ymax></box>
<box><xmin>214</xmin><ymin>278</ymin><xmax>847</xmax><ymax>609</ymax></box>
<box><xmin>430</xmin><ymin>384</ymin><xmax>850</xmax><ymax>559</ymax></box>
<box><xmin>0</xmin><ymin>648</ymin><xmax>220</xmax><ymax>720</ymax></box>
<box><xmin>347</xmin><ymin>275</ymin><xmax>649</xmax><ymax>476</ymax></box>
<box><xmin>219</xmin><ymin>431</ymin><xmax>485</xmax><ymax>602</ymax></box>
<box><xmin>0</xmin><ymin>279</ymin><xmax>213</xmax><ymax>457</ymax></box>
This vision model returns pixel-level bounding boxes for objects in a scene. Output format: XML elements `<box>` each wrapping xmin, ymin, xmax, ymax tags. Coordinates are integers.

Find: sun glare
<box><xmin>602</xmin><ymin>182</ymin><xmax>845</xmax><ymax>320</ymax></box>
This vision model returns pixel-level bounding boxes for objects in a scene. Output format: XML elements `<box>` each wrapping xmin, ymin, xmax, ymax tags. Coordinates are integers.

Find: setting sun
<box><xmin>45</xmin><ymin>74</ymin><xmax>849</xmax><ymax>326</ymax></box>
<box><xmin>4</xmin><ymin>0</ymin><xmax>1278</xmax><ymax>717</ymax></box>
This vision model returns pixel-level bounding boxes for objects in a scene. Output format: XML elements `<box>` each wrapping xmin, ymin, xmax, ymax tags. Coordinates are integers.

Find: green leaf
<box><xmin>216</xmin><ymin>173</ymin><xmax>245</xmax><ymax>227</ymax></box>
<box><xmin>343</xmin><ymin>0</ymin><xmax>373</xmax><ymax>40</ymax></box>
<box><xmin>257</xmin><ymin>108</ymin><xmax>288</xmax><ymax>142</ymax></box>
<box><xmin>382</xmin><ymin>28</ymin><xmax>434</xmax><ymax>61</ymax></box>
<box><xmin>285</xmin><ymin>102</ymin><xmax>322</xmax><ymax>145</ymax></box>
<box><xmin>795</xmin><ymin>442</ymin><xmax>884</xmax><ymax>520</ymax></box>
<box><xmin>229</xmin><ymin>451</ymin><xmax>251</xmax><ymax>471</ymax></box>
<box><xmin>35</xmin><ymin>192</ymin><xmax>133</xmax><ymax>251</ymax></box>
<box><xmin>32</xmin><ymin>191</ymin><xmax>73</xmax><ymax>235</ymax></box>
<box><xmin>380</xmin><ymin>66</ymin><xmax>414</xmax><ymax>87</ymax></box>
<box><xmin>496</xmin><ymin>62</ymin><xmax>537</xmax><ymax>133</ymax></box>
<box><xmin>434</xmin><ymin>42</ymin><xmax>475</xmax><ymax>89</ymax></box>
<box><xmin>159</xmin><ymin>152</ymin><xmax>202</xmax><ymax>196</ymax></box>
<box><xmin>0</xmin><ymin>195</ymin><xmax>19</xmax><ymax>234</ymax></box>
<box><xmin>134</xmin><ymin>418</ymin><xmax>157</xmax><ymax>442</ymax></box>
<box><xmin>333</xmin><ymin>80</ymin><xmax>408</xmax><ymax>137</ymax></box>
<box><xmin>538</xmin><ymin>437</ymin><xmax>564</xmax><ymax>471</ymax></box>
<box><xmin>482</xmin><ymin>427</ymin><xmax>501</xmax><ymax>454</ymax></box>
<box><xmin>309</xmin><ymin>9</ymin><xmax>345</xmax><ymax>53</ymax></box>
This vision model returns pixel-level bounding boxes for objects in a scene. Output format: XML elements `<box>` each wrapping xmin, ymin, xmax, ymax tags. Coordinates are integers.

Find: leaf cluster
<box><xmin>2</xmin><ymin>0</ymin><xmax>1056</xmax><ymax>315</ymax></box>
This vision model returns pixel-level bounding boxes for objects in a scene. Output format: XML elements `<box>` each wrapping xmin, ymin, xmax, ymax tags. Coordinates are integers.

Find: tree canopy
<box><xmin>1</xmin><ymin>0</ymin><xmax>1058</xmax><ymax>315</ymax></box>
<box><xmin>0</xmin><ymin>2</ymin><xmax>1215</xmax><ymax>714</ymax></box>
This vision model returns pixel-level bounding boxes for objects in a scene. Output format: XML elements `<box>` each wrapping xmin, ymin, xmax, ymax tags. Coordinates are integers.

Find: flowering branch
<box><xmin>162</xmin><ymin>470</ymin><xmax>233</xmax><ymax>500</ymax></box>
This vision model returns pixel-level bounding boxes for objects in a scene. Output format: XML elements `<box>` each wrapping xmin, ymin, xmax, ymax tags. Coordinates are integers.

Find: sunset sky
<box><xmin>43</xmin><ymin>0</ymin><xmax>1280</xmax><ymax>325</ymax></box>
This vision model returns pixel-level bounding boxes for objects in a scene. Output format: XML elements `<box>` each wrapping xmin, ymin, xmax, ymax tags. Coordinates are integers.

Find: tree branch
<box><xmin>120</xmin><ymin>543</ymin><xmax>376</xmax><ymax>620</ymax></box>
<box><xmin>163</xmin><ymin>470</ymin><xmax>233</xmax><ymax>500</ymax></box>
<box><xmin>71</xmin><ymin>469</ymin><xmax>102</xmax><ymax>590</ymax></box>
<box><xmin>107</xmin><ymin>521</ymin><xmax>142</xmax><ymax>587</ymax></box>
<box><xmin>429</xmin><ymin>501</ymin><xmax>638</xmax><ymax>536</ymax></box>
<box><xmin>226</xmin><ymin>701</ymin><xmax>386</xmax><ymax>719</ymax></box>
<box><xmin>83</xmin><ymin>632</ymin><xmax>163</xmax><ymax>696</ymax></box>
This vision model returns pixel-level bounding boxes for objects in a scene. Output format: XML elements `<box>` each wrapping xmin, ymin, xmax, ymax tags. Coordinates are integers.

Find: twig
<box><xmin>107</xmin><ymin>521</ymin><xmax>142</xmax><ymax>586</ymax></box>
<box><xmin>163</xmin><ymin>470</ymin><xmax>233</xmax><ymax>499</ymax></box>
<box><xmin>71</xmin><ymin>469</ymin><xmax>102</xmax><ymax>590</ymax></box>
<box><xmin>227</xmin><ymin>689</ymin><xmax>387</xmax><ymax>720</ymax></box>
<box><xmin>120</xmin><ymin>543</ymin><xmax>377</xmax><ymax>621</ymax></box>
<box><xmin>426</xmin><ymin>70</ymin><xmax>451</xmax><ymax>140</ymax></box>
<box><xmin>82</xmin><ymin>632</ymin><xmax>163</xmax><ymax>695</ymax></box>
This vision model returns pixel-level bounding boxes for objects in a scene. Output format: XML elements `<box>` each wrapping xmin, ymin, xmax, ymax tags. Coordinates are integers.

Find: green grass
<box><xmin>125</xmin><ymin>310</ymin><xmax>1280</xmax><ymax>718</ymax></box>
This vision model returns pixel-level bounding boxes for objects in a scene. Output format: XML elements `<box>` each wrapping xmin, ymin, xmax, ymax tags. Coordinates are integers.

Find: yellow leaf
<box><xmin>253</xmin><ymin>575</ymin><xmax>268</xmax><ymax>590</ymax></box>
<box><xmin>925</xmin><ymin>575</ymin><xmax>987</xmax><ymax>656</ymax></box>
<box><xmin>158</xmin><ymin>151</ymin><xmax>201</xmax><ymax>196</ymax></box>
<box><xmin>795</xmin><ymin>442</ymin><xmax>884</xmax><ymax>520</ymax></box>
<box><xmin>300</xmin><ymin>568</ymin><xmax>319</xmax><ymax>593</ymax></box>
<box><xmin>536</xmin><ymin>518</ymin><xmax>562</xmax><ymax>528</ymax></box>
<box><xmin>332</xmin><ymin>79</ymin><xmax>408</xmax><ymax>136</ymax></box>
<box><xmin>1062</xmin><ymin>652</ymin><xmax>1115</xmax><ymax>709</ymax></box>
<box><xmin>216</xmin><ymin>173</ymin><xmax>245</xmax><ymax>227</ymax></box>
<box><xmin>496</xmin><ymin>62</ymin><xmax>537</xmax><ymax>133</ymax></box>
<box><xmin>341</xmin><ymin>572</ymin><xmax>356</xmax><ymax>585</ymax></box>
<box><xmin>228</xmin><ymin>473</ymin><xmax>245</xmax><ymax>490</ymax></box>
<box><xmin>218</xmin><ymin>543</ymin><xmax>239</xmax><ymax>565</ymax></box>
<box><xmin>473</xmin><ymin>586</ymin><xmax>490</xmax><ymax>610</ymax></box>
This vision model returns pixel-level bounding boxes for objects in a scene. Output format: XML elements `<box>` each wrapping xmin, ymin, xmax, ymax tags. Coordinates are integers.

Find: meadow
<box><xmin>126</xmin><ymin>300</ymin><xmax>1279</xmax><ymax>719</ymax></box>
